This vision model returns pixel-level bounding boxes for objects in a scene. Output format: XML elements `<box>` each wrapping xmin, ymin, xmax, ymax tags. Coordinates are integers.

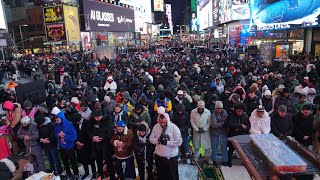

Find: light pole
<box><xmin>19</xmin><ymin>24</ymin><xmax>28</xmax><ymax>54</ymax></box>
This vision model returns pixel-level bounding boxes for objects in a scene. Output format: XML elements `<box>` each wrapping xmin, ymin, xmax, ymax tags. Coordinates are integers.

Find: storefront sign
<box><xmin>46</xmin><ymin>23</ymin><xmax>66</xmax><ymax>41</ymax></box>
<box><xmin>63</xmin><ymin>5</ymin><xmax>80</xmax><ymax>42</ymax></box>
<box><xmin>44</xmin><ymin>6</ymin><xmax>64</xmax><ymax>23</ymax></box>
<box><xmin>83</xmin><ymin>0</ymin><xmax>135</xmax><ymax>32</ymax></box>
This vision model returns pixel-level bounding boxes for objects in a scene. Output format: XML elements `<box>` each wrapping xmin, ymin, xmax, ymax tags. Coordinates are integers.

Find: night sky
<box><xmin>170</xmin><ymin>0</ymin><xmax>185</xmax><ymax>25</ymax></box>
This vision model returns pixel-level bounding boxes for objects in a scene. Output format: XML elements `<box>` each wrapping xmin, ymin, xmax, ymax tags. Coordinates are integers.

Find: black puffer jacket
<box><xmin>172</xmin><ymin>104</ymin><xmax>190</xmax><ymax>137</ymax></box>
<box><xmin>227</xmin><ymin>111</ymin><xmax>250</xmax><ymax>137</ymax></box>
<box><xmin>271</xmin><ymin>113</ymin><xmax>294</xmax><ymax>137</ymax></box>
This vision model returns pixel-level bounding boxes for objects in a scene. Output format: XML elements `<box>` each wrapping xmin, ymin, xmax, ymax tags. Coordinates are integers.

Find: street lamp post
<box><xmin>19</xmin><ymin>24</ymin><xmax>28</xmax><ymax>54</ymax></box>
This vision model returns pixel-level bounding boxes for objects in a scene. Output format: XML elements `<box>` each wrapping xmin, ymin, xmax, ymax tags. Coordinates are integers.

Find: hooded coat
<box><xmin>110</xmin><ymin>126</ymin><xmax>134</xmax><ymax>159</ymax></box>
<box><xmin>3</xmin><ymin>101</ymin><xmax>22</xmax><ymax>131</ymax></box>
<box><xmin>53</xmin><ymin>111</ymin><xmax>77</xmax><ymax>150</ymax></box>
<box><xmin>149</xmin><ymin>113</ymin><xmax>182</xmax><ymax>158</ymax></box>
<box><xmin>249</xmin><ymin>110</ymin><xmax>271</xmax><ymax>134</ymax></box>
<box><xmin>210</xmin><ymin>109</ymin><xmax>228</xmax><ymax>136</ymax></box>
<box><xmin>129</xmin><ymin>106</ymin><xmax>152</xmax><ymax>131</ymax></box>
<box><xmin>133</xmin><ymin>121</ymin><xmax>155</xmax><ymax>158</ymax></box>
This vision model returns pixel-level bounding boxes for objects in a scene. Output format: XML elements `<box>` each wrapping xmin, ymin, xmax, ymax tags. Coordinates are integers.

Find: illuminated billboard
<box><xmin>83</xmin><ymin>0</ymin><xmax>135</xmax><ymax>32</ymax></box>
<box><xmin>250</xmin><ymin>0</ymin><xmax>320</xmax><ymax>30</ymax></box>
<box><xmin>44</xmin><ymin>6</ymin><xmax>64</xmax><ymax>23</ymax></box>
<box><xmin>46</xmin><ymin>23</ymin><xmax>66</xmax><ymax>41</ymax></box>
<box><xmin>198</xmin><ymin>0</ymin><xmax>212</xmax><ymax>30</ymax></box>
<box><xmin>63</xmin><ymin>5</ymin><xmax>80</xmax><ymax>42</ymax></box>
<box><xmin>0</xmin><ymin>0</ymin><xmax>7</xmax><ymax>30</ymax></box>
<box><xmin>220</xmin><ymin>0</ymin><xmax>249</xmax><ymax>23</ymax></box>
<box><xmin>154</xmin><ymin>0</ymin><xmax>164</xmax><ymax>12</ymax></box>
<box><xmin>135</xmin><ymin>10</ymin><xmax>147</xmax><ymax>34</ymax></box>
<box><xmin>199</xmin><ymin>0</ymin><xmax>210</xmax><ymax>11</ymax></box>
<box><xmin>190</xmin><ymin>12</ymin><xmax>199</xmax><ymax>33</ymax></box>
<box><xmin>166</xmin><ymin>4</ymin><xmax>173</xmax><ymax>30</ymax></box>
<box><xmin>81</xmin><ymin>32</ymin><xmax>91</xmax><ymax>50</ymax></box>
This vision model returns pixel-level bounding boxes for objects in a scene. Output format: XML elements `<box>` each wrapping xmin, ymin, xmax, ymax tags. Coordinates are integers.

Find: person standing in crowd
<box><xmin>249</xmin><ymin>105</ymin><xmax>271</xmax><ymax>134</ymax></box>
<box><xmin>111</xmin><ymin>103</ymin><xmax>129</xmax><ymax>126</ymax></box>
<box><xmin>110</xmin><ymin>120</ymin><xmax>136</xmax><ymax>180</ymax></box>
<box><xmin>87</xmin><ymin>110</ymin><xmax>114</xmax><ymax>180</ymax></box>
<box><xmin>293</xmin><ymin>104</ymin><xmax>314</xmax><ymax>147</ymax></box>
<box><xmin>210</xmin><ymin>101</ymin><xmax>228</xmax><ymax>166</ymax></box>
<box><xmin>271</xmin><ymin>105</ymin><xmax>294</xmax><ymax>138</ymax></box>
<box><xmin>72</xmin><ymin>113</ymin><xmax>95</xmax><ymax>179</ymax></box>
<box><xmin>22</xmin><ymin>100</ymin><xmax>37</xmax><ymax>119</ymax></box>
<box><xmin>173</xmin><ymin>90</ymin><xmax>192</xmax><ymax>112</ymax></box>
<box><xmin>171</xmin><ymin>103</ymin><xmax>191</xmax><ymax>163</ymax></box>
<box><xmin>17</xmin><ymin>116</ymin><xmax>46</xmax><ymax>173</ymax></box>
<box><xmin>190</xmin><ymin>101</ymin><xmax>213</xmax><ymax>165</ymax></box>
<box><xmin>129</xmin><ymin>102</ymin><xmax>152</xmax><ymax>132</ymax></box>
<box><xmin>79</xmin><ymin>102</ymin><xmax>92</xmax><ymax>121</ymax></box>
<box><xmin>133</xmin><ymin>122</ymin><xmax>155</xmax><ymax>180</ymax></box>
<box><xmin>243</xmin><ymin>88</ymin><xmax>260</xmax><ymax>114</ymax></box>
<box><xmin>149</xmin><ymin>107</ymin><xmax>182</xmax><ymax>180</ymax></box>
<box><xmin>3</xmin><ymin>100</ymin><xmax>24</xmax><ymax>154</ymax></box>
<box><xmin>52</xmin><ymin>107</ymin><xmax>79</xmax><ymax>179</ymax></box>
<box><xmin>35</xmin><ymin>116</ymin><xmax>63</xmax><ymax>175</ymax></box>
<box><xmin>274</xmin><ymin>88</ymin><xmax>295</xmax><ymax>115</ymax></box>
<box><xmin>101</xmin><ymin>95</ymin><xmax>116</xmax><ymax>114</ymax></box>
<box><xmin>154</xmin><ymin>93</ymin><xmax>172</xmax><ymax>114</ymax></box>
<box><xmin>104</xmin><ymin>75</ymin><xmax>117</xmax><ymax>95</ymax></box>
<box><xmin>261</xmin><ymin>90</ymin><xmax>273</xmax><ymax>115</ymax></box>
<box><xmin>227</xmin><ymin>103</ymin><xmax>250</xmax><ymax>167</ymax></box>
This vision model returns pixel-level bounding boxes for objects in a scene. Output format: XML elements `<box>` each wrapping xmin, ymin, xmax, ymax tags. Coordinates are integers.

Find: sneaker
<box><xmin>186</xmin><ymin>158</ymin><xmax>191</xmax><ymax>165</ymax></box>
<box><xmin>73</xmin><ymin>175</ymin><xmax>80</xmax><ymax>180</ymax></box>
<box><xmin>228</xmin><ymin>161</ymin><xmax>232</xmax><ymax>167</ymax></box>
<box><xmin>177</xmin><ymin>157</ymin><xmax>181</xmax><ymax>161</ymax></box>
<box><xmin>207</xmin><ymin>158</ymin><xmax>214</xmax><ymax>165</ymax></box>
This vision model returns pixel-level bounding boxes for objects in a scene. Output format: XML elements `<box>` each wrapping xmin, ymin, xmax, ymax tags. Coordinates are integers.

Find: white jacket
<box><xmin>104</xmin><ymin>81</ymin><xmax>117</xmax><ymax>93</ymax></box>
<box><xmin>249</xmin><ymin>110</ymin><xmax>271</xmax><ymax>134</ymax></box>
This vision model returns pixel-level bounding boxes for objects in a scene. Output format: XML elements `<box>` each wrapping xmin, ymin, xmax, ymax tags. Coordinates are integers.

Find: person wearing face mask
<box><xmin>190</xmin><ymin>101</ymin><xmax>213</xmax><ymax>165</ymax></box>
<box><xmin>149</xmin><ymin>107</ymin><xmax>182</xmax><ymax>180</ymax></box>
<box><xmin>293</xmin><ymin>104</ymin><xmax>314</xmax><ymax>147</ymax></box>
<box><xmin>22</xmin><ymin>100</ymin><xmax>37</xmax><ymax>119</ymax></box>
<box><xmin>17</xmin><ymin>116</ymin><xmax>46</xmax><ymax>173</ymax></box>
<box><xmin>172</xmin><ymin>104</ymin><xmax>191</xmax><ymax>164</ymax></box>
<box><xmin>249</xmin><ymin>105</ymin><xmax>271</xmax><ymax>134</ymax></box>
<box><xmin>110</xmin><ymin>120</ymin><xmax>136</xmax><ymax>180</ymax></box>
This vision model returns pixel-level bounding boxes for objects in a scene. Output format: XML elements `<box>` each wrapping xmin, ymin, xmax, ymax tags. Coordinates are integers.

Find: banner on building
<box><xmin>63</xmin><ymin>5</ymin><xmax>80</xmax><ymax>42</ymax></box>
<box><xmin>44</xmin><ymin>6</ymin><xmax>64</xmax><ymax>23</ymax></box>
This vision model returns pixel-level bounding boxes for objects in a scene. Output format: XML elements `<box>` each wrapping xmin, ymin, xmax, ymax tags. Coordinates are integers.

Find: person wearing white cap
<box><xmin>149</xmin><ymin>106</ymin><xmax>182</xmax><ymax>180</ymax></box>
<box><xmin>249</xmin><ymin>105</ymin><xmax>271</xmax><ymax>134</ymax></box>
<box><xmin>173</xmin><ymin>90</ymin><xmax>192</xmax><ymax>112</ymax></box>
<box><xmin>104</xmin><ymin>75</ymin><xmax>117</xmax><ymax>94</ymax></box>
<box><xmin>17</xmin><ymin>116</ymin><xmax>46</xmax><ymax>173</ymax></box>
<box><xmin>190</xmin><ymin>101</ymin><xmax>213</xmax><ymax>165</ymax></box>
<box><xmin>261</xmin><ymin>90</ymin><xmax>274</xmax><ymax>115</ymax></box>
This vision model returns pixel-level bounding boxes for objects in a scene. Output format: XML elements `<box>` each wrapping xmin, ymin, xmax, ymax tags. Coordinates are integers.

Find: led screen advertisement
<box><xmin>46</xmin><ymin>23</ymin><xmax>66</xmax><ymax>41</ymax></box>
<box><xmin>220</xmin><ymin>0</ymin><xmax>249</xmax><ymax>23</ymax></box>
<box><xmin>250</xmin><ymin>0</ymin><xmax>320</xmax><ymax>30</ymax></box>
<box><xmin>134</xmin><ymin>11</ymin><xmax>147</xmax><ymax>34</ymax></box>
<box><xmin>83</xmin><ymin>0</ymin><xmax>135</xmax><ymax>32</ymax></box>
<box><xmin>44</xmin><ymin>6</ymin><xmax>64</xmax><ymax>23</ymax></box>
<box><xmin>199</xmin><ymin>0</ymin><xmax>210</xmax><ymax>11</ymax></box>
<box><xmin>0</xmin><ymin>0</ymin><xmax>7</xmax><ymax>30</ymax></box>
<box><xmin>63</xmin><ymin>5</ymin><xmax>80</xmax><ymax>42</ymax></box>
<box><xmin>198</xmin><ymin>0</ymin><xmax>212</xmax><ymax>30</ymax></box>
<box><xmin>190</xmin><ymin>12</ymin><xmax>199</xmax><ymax>33</ymax></box>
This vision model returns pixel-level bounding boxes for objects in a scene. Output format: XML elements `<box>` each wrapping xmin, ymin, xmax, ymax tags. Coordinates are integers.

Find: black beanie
<box><xmin>138</xmin><ymin>124</ymin><xmax>147</xmax><ymax>132</ymax></box>
<box><xmin>35</xmin><ymin>116</ymin><xmax>46</xmax><ymax>126</ymax></box>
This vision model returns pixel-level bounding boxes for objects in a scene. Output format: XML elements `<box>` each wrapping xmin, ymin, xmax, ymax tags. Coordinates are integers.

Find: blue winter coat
<box><xmin>54</xmin><ymin>111</ymin><xmax>77</xmax><ymax>150</ymax></box>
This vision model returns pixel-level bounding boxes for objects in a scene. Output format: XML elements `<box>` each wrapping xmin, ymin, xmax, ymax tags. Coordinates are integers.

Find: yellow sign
<box><xmin>44</xmin><ymin>6</ymin><xmax>64</xmax><ymax>23</ymax></box>
<box><xmin>63</xmin><ymin>6</ymin><xmax>80</xmax><ymax>42</ymax></box>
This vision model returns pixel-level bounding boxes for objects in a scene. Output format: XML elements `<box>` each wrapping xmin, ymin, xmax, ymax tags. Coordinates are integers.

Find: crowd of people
<box><xmin>0</xmin><ymin>43</ymin><xmax>320</xmax><ymax>180</ymax></box>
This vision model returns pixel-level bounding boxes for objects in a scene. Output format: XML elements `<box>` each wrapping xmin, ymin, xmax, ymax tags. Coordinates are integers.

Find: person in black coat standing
<box><xmin>227</xmin><ymin>103</ymin><xmax>250</xmax><ymax>167</ymax></box>
<box><xmin>133</xmin><ymin>122</ymin><xmax>155</xmax><ymax>180</ymax></box>
<box><xmin>35</xmin><ymin>116</ymin><xmax>63</xmax><ymax>175</ymax></box>
<box><xmin>71</xmin><ymin>113</ymin><xmax>96</xmax><ymax>179</ymax></box>
<box><xmin>171</xmin><ymin>104</ymin><xmax>191</xmax><ymax>164</ymax></box>
<box><xmin>293</xmin><ymin>104</ymin><xmax>314</xmax><ymax>147</ymax></box>
<box><xmin>271</xmin><ymin>105</ymin><xmax>294</xmax><ymax>139</ymax></box>
<box><xmin>87</xmin><ymin>110</ymin><xmax>115</xmax><ymax>179</ymax></box>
